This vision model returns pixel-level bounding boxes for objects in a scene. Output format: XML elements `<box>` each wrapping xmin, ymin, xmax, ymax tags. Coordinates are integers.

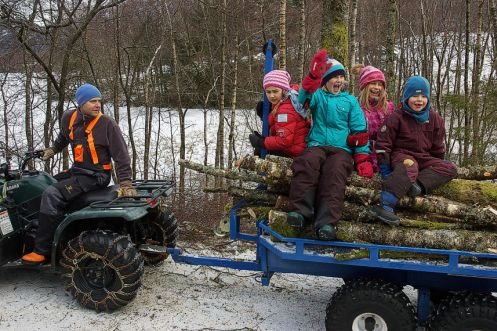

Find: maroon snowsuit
<box><xmin>376</xmin><ymin>108</ymin><xmax>457</xmax><ymax>198</ymax></box>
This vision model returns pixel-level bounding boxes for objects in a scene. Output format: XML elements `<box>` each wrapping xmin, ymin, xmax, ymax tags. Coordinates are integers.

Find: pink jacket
<box><xmin>360</xmin><ymin>101</ymin><xmax>395</xmax><ymax>171</ymax></box>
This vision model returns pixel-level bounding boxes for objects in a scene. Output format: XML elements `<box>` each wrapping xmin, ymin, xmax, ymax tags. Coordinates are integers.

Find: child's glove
<box><xmin>354</xmin><ymin>154</ymin><xmax>374</xmax><ymax>178</ymax></box>
<box><xmin>347</xmin><ymin>131</ymin><xmax>369</xmax><ymax>147</ymax></box>
<box><xmin>309</xmin><ymin>49</ymin><xmax>332</xmax><ymax>78</ymax></box>
<box><xmin>377</xmin><ymin>153</ymin><xmax>392</xmax><ymax>179</ymax></box>
<box><xmin>302</xmin><ymin>50</ymin><xmax>333</xmax><ymax>93</ymax></box>
<box><xmin>255</xmin><ymin>101</ymin><xmax>264</xmax><ymax>119</ymax></box>
<box><xmin>249</xmin><ymin>131</ymin><xmax>265</xmax><ymax>149</ymax></box>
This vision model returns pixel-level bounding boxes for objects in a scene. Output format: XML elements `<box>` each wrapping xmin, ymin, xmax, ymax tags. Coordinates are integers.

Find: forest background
<box><xmin>1</xmin><ymin>0</ymin><xmax>497</xmax><ymax>195</ymax></box>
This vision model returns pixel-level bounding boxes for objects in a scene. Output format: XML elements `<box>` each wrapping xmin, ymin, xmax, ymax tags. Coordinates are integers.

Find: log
<box><xmin>337</xmin><ymin>221</ymin><xmax>497</xmax><ymax>252</ymax></box>
<box><xmin>345</xmin><ymin>186</ymin><xmax>497</xmax><ymax>228</ymax></box>
<box><xmin>267</xmin><ymin>210</ymin><xmax>497</xmax><ymax>252</ymax></box>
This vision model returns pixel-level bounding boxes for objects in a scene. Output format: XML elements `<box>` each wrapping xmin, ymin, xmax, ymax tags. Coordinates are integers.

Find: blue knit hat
<box><xmin>402</xmin><ymin>76</ymin><xmax>430</xmax><ymax>103</ymax></box>
<box><xmin>75</xmin><ymin>83</ymin><xmax>101</xmax><ymax>107</ymax></box>
<box><xmin>402</xmin><ymin>76</ymin><xmax>431</xmax><ymax>123</ymax></box>
<box><xmin>321</xmin><ymin>59</ymin><xmax>346</xmax><ymax>87</ymax></box>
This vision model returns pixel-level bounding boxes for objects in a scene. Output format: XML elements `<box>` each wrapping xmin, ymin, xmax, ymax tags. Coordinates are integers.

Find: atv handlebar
<box><xmin>0</xmin><ymin>150</ymin><xmax>44</xmax><ymax>180</ymax></box>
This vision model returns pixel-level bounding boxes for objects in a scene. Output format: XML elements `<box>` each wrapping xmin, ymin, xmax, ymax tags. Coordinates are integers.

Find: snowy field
<box><xmin>0</xmin><ymin>242</ymin><xmax>344</xmax><ymax>331</ymax></box>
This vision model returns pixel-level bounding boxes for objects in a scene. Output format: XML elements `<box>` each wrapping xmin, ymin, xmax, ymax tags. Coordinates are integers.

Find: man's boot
<box><xmin>369</xmin><ymin>191</ymin><xmax>400</xmax><ymax>226</ymax></box>
<box><xmin>22</xmin><ymin>213</ymin><xmax>61</xmax><ymax>265</ymax></box>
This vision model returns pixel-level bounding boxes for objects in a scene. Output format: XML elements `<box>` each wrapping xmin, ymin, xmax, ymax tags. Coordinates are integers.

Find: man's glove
<box><xmin>309</xmin><ymin>49</ymin><xmax>332</xmax><ymax>78</ymax></box>
<box><xmin>118</xmin><ymin>179</ymin><xmax>138</xmax><ymax>198</ymax></box>
<box><xmin>347</xmin><ymin>131</ymin><xmax>369</xmax><ymax>147</ymax></box>
<box><xmin>249</xmin><ymin>131</ymin><xmax>265</xmax><ymax>149</ymax></box>
<box><xmin>354</xmin><ymin>154</ymin><xmax>374</xmax><ymax>178</ymax></box>
<box><xmin>42</xmin><ymin>147</ymin><xmax>58</xmax><ymax>161</ymax></box>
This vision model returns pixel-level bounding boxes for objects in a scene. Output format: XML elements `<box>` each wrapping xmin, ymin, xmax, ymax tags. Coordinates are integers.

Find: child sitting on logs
<box><xmin>286</xmin><ymin>50</ymin><xmax>374</xmax><ymax>241</ymax></box>
<box><xmin>370</xmin><ymin>75</ymin><xmax>458</xmax><ymax>226</ymax></box>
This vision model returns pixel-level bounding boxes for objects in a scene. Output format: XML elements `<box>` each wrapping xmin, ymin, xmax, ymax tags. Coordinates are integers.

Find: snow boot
<box><xmin>369</xmin><ymin>191</ymin><xmax>400</xmax><ymax>226</ymax></box>
<box><xmin>406</xmin><ymin>181</ymin><xmax>423</xmax><ymax>198</ymax></box>
<box><xmin>316</xmin><ymin>224</ymin><xmax>337</xmax><ymax>241</ymax></box>
<box><xmin>287</xmin><ymin>212</ymin><xmax>305</xmax><ymax>231</ymax></box>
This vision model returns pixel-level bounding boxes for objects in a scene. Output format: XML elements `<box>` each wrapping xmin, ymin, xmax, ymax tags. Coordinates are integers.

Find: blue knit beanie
<box><xmin>321</xmin><ymin>59</ymin><xmax>346</xmax><ymax>87</ymax></box>
<box><xmin>402</xmin><ymin>76</ymin><xmax>430</xmax><ymax>103</ymax></box>
<box><xmin>75</xmin><ymin>83</ymin><xmax>101</xmax><ymax>107</ymax></box>
<box><xmin>402</xmin><ymin>76</ymin><xmax>431</xmax><ymax>123</ymax></box>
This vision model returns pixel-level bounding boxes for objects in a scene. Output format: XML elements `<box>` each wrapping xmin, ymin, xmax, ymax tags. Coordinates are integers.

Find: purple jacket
<box><xmin>376</xmin><ymin>108</ymin><xmax>446</xmax><ymax>167</ymax></box>
<box><xmin>360</xmin><ymin>101</ymin><xmax>395</xmax><ymax>171</ymax></box>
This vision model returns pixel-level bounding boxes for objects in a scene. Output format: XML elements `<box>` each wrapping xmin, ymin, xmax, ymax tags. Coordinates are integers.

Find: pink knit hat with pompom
<box><xmin>263</xmin><ymin>70</ymin><xmax>291</xmax><ymax>91</ymax></box>
<box><xmin>359</xmin><ymin>66</ymin><xmax>386</xmax><ymax>90</ymax></box>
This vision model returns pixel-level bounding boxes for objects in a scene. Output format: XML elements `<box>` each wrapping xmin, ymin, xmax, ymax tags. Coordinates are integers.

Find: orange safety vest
<box><xmin>68</xmin><ymin>110</ymin><xmax>112</xmax><ymax>170</ymax></box>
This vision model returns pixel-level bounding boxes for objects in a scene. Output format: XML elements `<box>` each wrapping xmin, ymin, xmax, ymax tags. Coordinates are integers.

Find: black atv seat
<box><xmin>66</xmin><ymin>185</ymin><xmax>118</xmax><ymax>212</ymax></box>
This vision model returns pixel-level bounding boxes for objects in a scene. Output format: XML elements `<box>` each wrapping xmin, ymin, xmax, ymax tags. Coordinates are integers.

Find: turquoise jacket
<box><xmin>299</xmin><ymin>87</ymin><xmax>370</xmax><ymax>154</ymax></box>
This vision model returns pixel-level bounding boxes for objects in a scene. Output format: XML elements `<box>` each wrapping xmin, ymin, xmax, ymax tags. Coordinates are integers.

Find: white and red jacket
<box><xmin>264</xmin><ymin>97</ymin><xmax>310</xmax><ymax>158</ymax></box>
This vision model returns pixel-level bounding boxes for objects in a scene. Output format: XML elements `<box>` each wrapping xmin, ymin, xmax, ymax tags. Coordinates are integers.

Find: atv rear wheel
<box><xmin>325</xmin><ymin>278</ymin><xmax>417</xmax><ymax>331</ymax></box>
<box><xmin>141</xmin><ymin>206</ymin><xmax>178</xmax><ymax>265</ymax></box>
<box><xmin>60</xmin><ymin>230</ymin><xmax>144</xmax><ymax>312</ymax></box>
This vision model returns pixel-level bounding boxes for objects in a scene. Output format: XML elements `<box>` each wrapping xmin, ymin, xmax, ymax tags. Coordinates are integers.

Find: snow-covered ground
<box><xmin>0</xmin><ymin>242</ymin><xmax>343</xmax><ymax>331</ymax></box>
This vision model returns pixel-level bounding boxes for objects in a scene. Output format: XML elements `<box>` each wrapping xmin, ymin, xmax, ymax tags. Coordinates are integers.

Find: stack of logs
<box><xmin>180</xmin><ymin>155</ymin><xmax>497</xmax><ymax>253</ymax></box>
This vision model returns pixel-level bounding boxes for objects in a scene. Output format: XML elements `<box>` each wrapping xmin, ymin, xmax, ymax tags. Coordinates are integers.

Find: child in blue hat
<box><xmin>370</xmin><ymin>75</ymin><xmax>458</xmax><ymax>226</ymax></box>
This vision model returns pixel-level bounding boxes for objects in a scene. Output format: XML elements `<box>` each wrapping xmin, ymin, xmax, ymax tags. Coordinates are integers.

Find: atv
<box><xmin>0</xmin><ymin>150</ymin><xmax>178</xmax><ymax>312</ymax></box>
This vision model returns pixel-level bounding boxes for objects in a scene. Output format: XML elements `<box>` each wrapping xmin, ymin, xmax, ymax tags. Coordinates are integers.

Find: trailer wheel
<box><xmin>60</xmin><ymin>230</ymin><xmax>144</xmax><ymax>312</ymax></box>
<box><xmin>325</xmin><ymin>278</ymin><xmax>416</xmax><ymax>331</ymax></box>
<box><xmin>141</xmin><ymin>206</ymin><xmax>178</xmax><ymax>265</ymax></box>
<box><xmin>429</xmin><ymin>292</ymin><xmax>497</xmax><ymax>331</ymax></box>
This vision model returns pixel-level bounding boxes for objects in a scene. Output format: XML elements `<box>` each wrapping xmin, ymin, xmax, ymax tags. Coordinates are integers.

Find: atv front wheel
<box><xmin>60</xmin><ymin>230</ymin><xmax>144</xmax><ymax>312</ymax></box>
<box><xmin>141</xmin><ymin>206</ymin><xmax>178</xmax><ymax>265</ymax></box>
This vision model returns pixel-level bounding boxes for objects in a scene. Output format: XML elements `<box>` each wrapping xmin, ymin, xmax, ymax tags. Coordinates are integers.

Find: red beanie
<box><xmin>359</xmin><ymin>66</ymin><xmax>386</xmax><ymax>90</ymax></box>
<box><xmin>263</xmin><ymin>70</ymin><xmax>291</xmax><ymax>91</ymax></box>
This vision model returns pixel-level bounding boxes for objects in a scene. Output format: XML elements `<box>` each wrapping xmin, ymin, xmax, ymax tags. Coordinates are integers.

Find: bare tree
<box><xmin>321</xmin><ymin>0</ymin><xmax>349</xmax><ymax>65</ymax></box>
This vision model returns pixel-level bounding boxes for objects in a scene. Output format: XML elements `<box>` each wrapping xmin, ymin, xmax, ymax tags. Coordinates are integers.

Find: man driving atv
<box><xmin>22</xmin><ymin>83</ymin><xmax>136</xmax><ymax>264</ymax></box>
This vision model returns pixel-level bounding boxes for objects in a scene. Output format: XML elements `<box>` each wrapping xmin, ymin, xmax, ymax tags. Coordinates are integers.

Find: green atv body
<box><xmin>0</xmin><ymin>151</ymin><xmax>178</xmax><ymax>311</ymax></box>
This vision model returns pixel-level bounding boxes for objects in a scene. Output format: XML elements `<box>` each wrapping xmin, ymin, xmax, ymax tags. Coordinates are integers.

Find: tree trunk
<box><xmin>227</xmin><ymin>34</ymin><xmax>240</xmax><ymax>169</ymax></box>
<box><xmin>386</xmin><ymin>0</ymin><xmax>397</xmax><ymax>99</ymax></box>
<box><xmin>279</xmin><ymin>0</ymin><xmax>287</xmax><ymax>69</ymax></box>
<box><xmin>297</xmin><ymin>0</ymin><xmax>306</xmax><ymax>82</ymax></box>
<box><xmin>348</xmin><ymin>0</ymin><xmax>358</xmax><ymax>94</ymax></box>
<box><xmin>321</xmin><ymin>0</ymin><xmax>349</xmax><ymax>65</ymax></box>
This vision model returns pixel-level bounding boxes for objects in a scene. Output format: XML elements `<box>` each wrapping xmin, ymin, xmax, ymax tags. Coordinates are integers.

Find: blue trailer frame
<box><xmin>169</xmin><ymin>197</ymin><xmax>497</xmax><ymax>326</ymax></box>
<box><xmin>168</xmin><ymin>40</ymin><xmax>497</xmax><ymax>327</ymax></box>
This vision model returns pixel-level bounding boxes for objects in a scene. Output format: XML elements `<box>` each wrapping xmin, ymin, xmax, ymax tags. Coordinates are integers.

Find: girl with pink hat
<box><xmin>352</xmin><ymin>64</ymin><xmax>395</xmax><ymax>171</ymax></box>
<box><xmin>249</xmin><ymin>69</ymin><xmax>310</xmax><ymax>158</ymax></box>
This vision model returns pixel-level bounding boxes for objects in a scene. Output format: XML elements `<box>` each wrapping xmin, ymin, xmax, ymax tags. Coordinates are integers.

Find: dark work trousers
<box><xmin>34</xmin><ymin>170</ymin><xmax>110</xmax><ymax>256</ymax></box>
<box><xmin>383</xmin><ymin>152</ymin><xmax>457</xmax><ymax>198</ymax></box>
<box><xmin>289</xmin><ymin>146</ymin><xmax>353</xmax><ymax>229</ymax></box>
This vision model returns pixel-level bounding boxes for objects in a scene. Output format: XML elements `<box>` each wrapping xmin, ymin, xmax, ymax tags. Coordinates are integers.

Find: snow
<box><xmin>0</xmin><ymin>242</ymin><xmax>343</xmax><ymax>331</ymax></box>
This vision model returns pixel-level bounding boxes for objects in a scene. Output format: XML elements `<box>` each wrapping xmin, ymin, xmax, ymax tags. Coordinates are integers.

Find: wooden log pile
<box><xmin>180</xmin><ymin>155</ymin><xmax>497</xmax><ymax>253</ymax></box>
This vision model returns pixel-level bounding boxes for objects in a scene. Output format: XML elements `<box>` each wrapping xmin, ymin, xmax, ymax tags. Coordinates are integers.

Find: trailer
<box><xmin>169</xmin><ymin>41</ymin><xmax>497</xmax><ymax>330</ymax></box>
<box><xmin>168</xmin><ymin>195</ymin><xmax>497</xmax><ymax>330</ymax></box>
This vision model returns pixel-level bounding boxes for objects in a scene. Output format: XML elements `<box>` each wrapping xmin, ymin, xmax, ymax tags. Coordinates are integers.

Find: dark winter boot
<box><xmin>30</xmin><ymin>213</ymin><xmax>63</xmax><ymax>260</ymax></box>
<box><xmin>287</xmin><ymin>212</ymin><xmax>305</xmax><ymax>231</ymax></box>
<box><xmin>316</xmin><ymin>224</ymin><xmax>337</xmax><ymax>241</ymax></box>
<box><xmin>406</xmin><ymin>181</ymin><xmax>424</xmax><ymax>198</ymax></box>
<box><xmin>369</xmin><ymin>191</ymin><xmax>400</xmax><ymax>226</ymax></box>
